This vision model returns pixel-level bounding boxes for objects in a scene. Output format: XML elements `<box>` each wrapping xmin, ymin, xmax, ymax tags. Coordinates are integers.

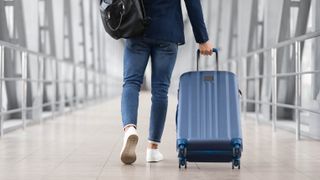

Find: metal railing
<box><xmin>221</xmin><ymin>31</ymin><xmax>320</xmax><ymax>140</ymax></box>
<box><xmin>0</xmin><ymin>40</ymin><xmax>109</xmax><ymax>136</ymax></box>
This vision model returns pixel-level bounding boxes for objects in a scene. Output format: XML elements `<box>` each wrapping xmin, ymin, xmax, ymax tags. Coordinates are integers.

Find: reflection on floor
<box><xmin>0</xmin><ymin>93</ymin><xmax>319</xmax><ymax>180</ymax></box>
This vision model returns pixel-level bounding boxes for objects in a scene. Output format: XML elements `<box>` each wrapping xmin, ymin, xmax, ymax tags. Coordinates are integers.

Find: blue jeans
<box><xmin>121</xmin><ymin>37</ymin><xmax>178</xmax><ymax>143</ymax></box>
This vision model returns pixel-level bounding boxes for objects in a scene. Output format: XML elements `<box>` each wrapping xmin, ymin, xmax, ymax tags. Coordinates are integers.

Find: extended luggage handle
<box><xmin>197</xmin><ymin>48</ymin><xmax>219</xmax><ymax>71</ymax></box>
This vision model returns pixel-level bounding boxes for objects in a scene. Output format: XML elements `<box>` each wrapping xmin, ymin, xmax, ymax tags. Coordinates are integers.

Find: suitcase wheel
<box><xmin>179</xmin><ymin>159</ymin><xmax>187</xmax><ymax>169</ymax></box>
<box><xmin>178</xmin><ymin>145</ymin><xmax>187</xmax><ymax>169</ymax></box>
<box><xmin>232</xmin><ymin>159</ymin><xmax>241</xmax><ymax>170</ymax></box>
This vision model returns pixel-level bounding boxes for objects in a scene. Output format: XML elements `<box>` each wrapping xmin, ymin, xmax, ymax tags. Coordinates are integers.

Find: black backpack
<box><xmin>100</xmin><ymin>0</ymin><xmax>150</xmax><ymax>40</ymax></box>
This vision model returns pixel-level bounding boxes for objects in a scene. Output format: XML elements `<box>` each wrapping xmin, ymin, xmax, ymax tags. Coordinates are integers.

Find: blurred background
<box><xmin>0</xmin><ymin>0</ymin><xmax>319</xmax><ymax>139</ymax></box>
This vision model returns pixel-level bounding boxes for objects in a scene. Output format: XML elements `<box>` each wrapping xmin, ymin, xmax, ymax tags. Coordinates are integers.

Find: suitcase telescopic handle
<box><xmin>196</xmin><ymin>48</ymin><xmax>219</xmax><ymax>71</ymax></box>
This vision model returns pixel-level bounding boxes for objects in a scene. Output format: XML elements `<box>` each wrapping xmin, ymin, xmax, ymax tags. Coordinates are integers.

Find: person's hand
<box><xmin>199</xmin><ymin>41</ymin><xmax>213</xmax><ymax>56</ymax></box>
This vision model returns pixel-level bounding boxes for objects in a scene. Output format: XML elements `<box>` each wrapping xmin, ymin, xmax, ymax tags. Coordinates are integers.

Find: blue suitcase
<box><xmin>176</xmin><ymin>49</ymin><xmax>243</xmax><ymax>169</ymax></box>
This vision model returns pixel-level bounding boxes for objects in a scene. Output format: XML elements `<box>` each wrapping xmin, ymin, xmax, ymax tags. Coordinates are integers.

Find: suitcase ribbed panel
<box><xmin>177</xmin><ymin>71</ymin><xmax>242</xmax><ymax>141</ymax></box>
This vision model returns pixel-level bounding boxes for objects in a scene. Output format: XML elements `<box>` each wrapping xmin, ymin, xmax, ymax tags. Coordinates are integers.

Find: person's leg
<box><xmin>121</xmin><ymin>38</ymin><xmax>150</xmax><ymax>164</ymax></box>
<box><xmin>146</xmin><ymin>41</ymin><xmax>178</xmax><ymax>162</ymax></box>
<box><xmin>121</xmin><ymin>38</ymin><xmax>150</xmax><ymax>129</ymax></box>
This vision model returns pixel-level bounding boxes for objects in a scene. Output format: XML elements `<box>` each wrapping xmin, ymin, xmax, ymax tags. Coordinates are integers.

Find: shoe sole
<box><xmin>120</xmin><ymin>134</ymin><xmax>139</xmax><ymax>164</ymax></box>
<box><xmin>146</xmin><ymin>159</ymin><xmax>162</xmax><ymax>163</ymax></box>
<box><xmin>146</xmin><ymin>158</ymin><xmax>164</xmax><ymax>163</ymax></box>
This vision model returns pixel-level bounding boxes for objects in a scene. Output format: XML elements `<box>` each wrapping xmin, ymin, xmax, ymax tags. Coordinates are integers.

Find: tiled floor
<box><xmin>0</xmin><ymin>93</ymin><xmax>320</xmax><ymax>180</ymax></box>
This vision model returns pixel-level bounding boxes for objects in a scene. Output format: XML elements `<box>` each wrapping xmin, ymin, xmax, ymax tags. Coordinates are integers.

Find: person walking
<box><xmin>120</xmin><ymin>0</ymin><xmax>213</xmax><ymax>164</ymax></box>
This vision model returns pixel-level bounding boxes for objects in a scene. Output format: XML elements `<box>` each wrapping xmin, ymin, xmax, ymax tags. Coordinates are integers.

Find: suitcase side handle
<box><xmin>196</xmin><ymin>48</ymin><xmax>219</xmax><ymax>71</ymax></box>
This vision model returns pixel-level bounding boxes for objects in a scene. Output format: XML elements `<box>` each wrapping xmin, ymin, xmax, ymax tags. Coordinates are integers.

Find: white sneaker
<box><xmin>120</xmin><ymin>127</ymin><xmax>139</xmax><ymax>164</ymax></box>
<box><xmin>146</xmin><ymin>148</ymin><xmax>164</xmax><ymax>163</ymax></box>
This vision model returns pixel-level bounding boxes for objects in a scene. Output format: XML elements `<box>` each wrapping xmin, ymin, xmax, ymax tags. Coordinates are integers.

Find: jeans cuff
<box><xmin>148</xmin><ymin>139</ymin><xmax>161</xmax><ymax>144</ymax></box>
<box><xmin>123</xmin><ymin>124</ymin><xmax>137</xmax><ymax>130</ymax></box>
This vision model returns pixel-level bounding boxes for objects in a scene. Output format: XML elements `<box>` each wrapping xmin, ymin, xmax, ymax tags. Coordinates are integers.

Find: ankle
<box><xmin>148</xmin><ymin>142</ymin><xmax>159</xmax><ymax>149</ymax></box>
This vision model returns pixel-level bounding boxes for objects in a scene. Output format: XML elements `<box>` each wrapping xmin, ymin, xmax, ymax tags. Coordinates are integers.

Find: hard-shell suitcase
<box><xmin>176</xmin><ymin>49</ymin><xmax>243</xmax><ymax>169</ymax></box>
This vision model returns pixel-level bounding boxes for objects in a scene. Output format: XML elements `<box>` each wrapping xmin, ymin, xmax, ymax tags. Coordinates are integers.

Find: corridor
<box><xmin>1</xmin><ymin>0</ymin><xmax>320</xmax><ymax>179</ymax></box>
